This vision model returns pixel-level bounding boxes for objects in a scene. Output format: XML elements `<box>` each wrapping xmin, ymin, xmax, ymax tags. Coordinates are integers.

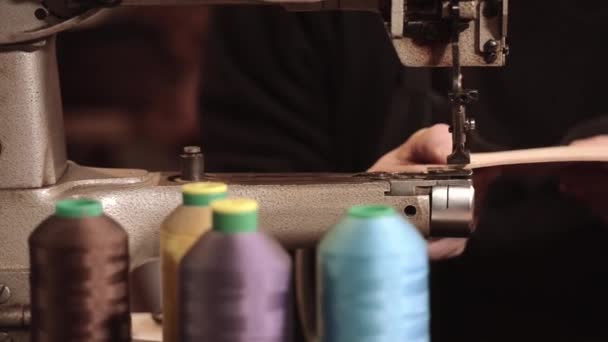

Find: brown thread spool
<box><xmin>29</xmin><ymin>198</ymin><xmax>131</xmax><ymax>342</ymax></box>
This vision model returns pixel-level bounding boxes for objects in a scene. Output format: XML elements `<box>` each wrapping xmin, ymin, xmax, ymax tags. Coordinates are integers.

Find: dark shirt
<box><xmin>200</xmin><ymin>7</ymin><xmax>443</xmax><ymax>172</ymax></box>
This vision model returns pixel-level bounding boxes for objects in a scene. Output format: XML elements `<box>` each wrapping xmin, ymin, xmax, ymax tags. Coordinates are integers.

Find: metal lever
<box><xmin>447</xmin><ymin>0</ymin><xmax>477</xmax><ymax>166</ymax></box>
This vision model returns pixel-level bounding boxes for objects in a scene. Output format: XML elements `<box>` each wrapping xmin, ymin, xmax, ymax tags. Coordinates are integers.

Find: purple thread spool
<box><xmin>179</xmin><ymin>198</ymin><xmax>292</xmax><ymax>342</ymax></box>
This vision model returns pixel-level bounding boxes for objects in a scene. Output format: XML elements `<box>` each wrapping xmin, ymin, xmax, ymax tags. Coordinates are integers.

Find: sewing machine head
<box><xmin>393</xmin><ymin>0</ymin><xmax>508</xmax><ymax>67</ymax></box>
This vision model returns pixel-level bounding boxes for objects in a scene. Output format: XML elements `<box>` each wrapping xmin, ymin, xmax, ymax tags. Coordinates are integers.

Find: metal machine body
<box><xmin>0</xmin><ymin>0</ymin><xmax>507</xmax><ymax>339</ymax></box>
<box><xmin>0</xmin><ymin>164</ymin><xmax>473</xmax><ymax>340</ymax></box>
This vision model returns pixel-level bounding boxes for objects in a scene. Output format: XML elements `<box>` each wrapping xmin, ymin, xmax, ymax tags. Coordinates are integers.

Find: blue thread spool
<box><xmin>318</xmin><ymin>205</ymin><xmax>429</xmax><ymax>342</ymax></box>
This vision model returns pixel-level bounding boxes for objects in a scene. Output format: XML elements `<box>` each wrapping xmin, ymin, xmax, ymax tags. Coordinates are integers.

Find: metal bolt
<box><xmin>483</xmin><ymin>39</ymin><xmax>499</xmax><ymax>64</ymax></box>
<box><xmin>34</xmin><ymin>8</ymin><xmax>48</xmax><ymax>20</ymax></box>
<box><xmin>0</xmin><ymin>332</ymin><xmax>13</xmax><ymax>342</ymax></box>
<box><xmin>180</xmin><ymin>146</ymin><xmax>204</xmax><ymax>181</ymax></box>
<box><xmin>0</xmin><ymin>285</ymin><xmax>10</xmax><ymax>305</ymax></box>
<box><xmin>466</xmin><ymin>118</ymin><xmax>476</xmax><ymax>131</ymax></box>
<box><xmin>484</xmin><ymin>39</ymin><xmax>499</xmax><ymax>50</ymax></box>
<box><xmin>183</xmin><ymin>146</ymin><xmax>201</xmax><ymax>154</ymax></box>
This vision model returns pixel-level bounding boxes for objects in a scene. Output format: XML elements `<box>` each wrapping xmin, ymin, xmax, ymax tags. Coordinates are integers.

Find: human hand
<box><xmin>368</xmin><ymin>124</ymin><xmax>470</xmax><ymax>260</ymax></box>
<box><xmin>369</xmin><ymin>124</ymin><xmax>453</xmax><ymax>171</ymax></box>
<box><xmin>559</xmin><ymin>135</ymin><xmax>608</xmax><ymax>224</ymax></box>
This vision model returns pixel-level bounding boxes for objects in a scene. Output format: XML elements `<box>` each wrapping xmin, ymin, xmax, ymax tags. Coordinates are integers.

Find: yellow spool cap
<box><xmin>212</xmin><ymin>198</ymin><xmax>258</xmax><ymax>214</ymax></box>
<box><xmin>181</xmin><ymin>182</ymin><xmax>228</xmax><ymax>206</ymax></box>
<box><xmin>211</xmin><ymin>198</ymin><xmax>259</xmax><ymax>233</ymax></box>
<box><xmin>182</xmin><ymin>182</ymin><xmax>227</xmax><ymax>195</ymax></box>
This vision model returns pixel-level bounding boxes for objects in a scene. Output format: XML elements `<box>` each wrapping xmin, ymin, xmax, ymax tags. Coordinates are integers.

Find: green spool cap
<box><xmin>211</xmin><ymin>198</ymin><xmax>259</xmax><ymax>233</ymax></box>
<box><xmin>55</xmin><ymin>198</ymin><xmax>103</xmax><ymax>218</ymax></box>
<box><xmin>182</xmin><ymin>182</ymin><xmax>228</xmax><ymax>206</ymax></box>
<box><xmin>348</xmin><ymin>205</ymin><xmax>396</xmax><ymax>219</ymax></box>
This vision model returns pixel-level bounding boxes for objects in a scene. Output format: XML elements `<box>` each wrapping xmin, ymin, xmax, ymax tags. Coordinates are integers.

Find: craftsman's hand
<box><xmin>368</xmin><ymin>124</ymin><xmax>469</xmax><ymax>260</ymax></box>
<box><xmin>560</xmin><ymin>135</ymin><xmax>608</xmax><ymax>224</ymax></box>
<box><xmin>369</xmin><ymin>124</ymin><xmax>453</xmax><ymax>171</ymax></box>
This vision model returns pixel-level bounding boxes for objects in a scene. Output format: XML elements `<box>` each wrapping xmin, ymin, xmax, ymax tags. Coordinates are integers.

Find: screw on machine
<box><xmin>483</xmin><ymin>39</ymin><xmax>499</xmax><ymax>64</ymax></box>
<box><xmin>180</xmin><ymin>146</ymin><xmax>205</xmax><ymax>181</ymax></box>
<box><xmin>0</xmin><ymin>286</ymin><xmax>10</xmax><ymax>305</ymax></box>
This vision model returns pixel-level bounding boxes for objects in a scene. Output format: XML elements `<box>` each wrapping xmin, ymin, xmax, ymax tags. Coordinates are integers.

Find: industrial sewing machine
<box><xmin>0</xmin><ymin>0</ymin><xmax>507</xmax><ymax>340</ymax></box>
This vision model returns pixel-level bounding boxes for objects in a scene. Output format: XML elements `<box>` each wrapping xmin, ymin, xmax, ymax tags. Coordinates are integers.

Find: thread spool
<box><xmin>29</xmin><ymin>198</ymin><xmax>131</xmax><ymax>342</ymax></box>
<box><xmin>179</xmin><ymin>198</ymin><xmax>292</xmax><ymax>342</ymax></box>
<box><xmin>317</xmin><ymin>205</ymin><xmax>429</xmax><ymax>342</ymax></box>
<box><xmin>160</xmin><ymin>182</ymin><xmax>227</xmax><ymax>342</ymax></box>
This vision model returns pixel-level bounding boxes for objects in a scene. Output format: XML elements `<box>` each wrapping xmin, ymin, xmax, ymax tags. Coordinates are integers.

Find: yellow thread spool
<box><xmin>160</xmin><ymin>182</ymin><xmax>227</xmax><ymax>342</ymax></box>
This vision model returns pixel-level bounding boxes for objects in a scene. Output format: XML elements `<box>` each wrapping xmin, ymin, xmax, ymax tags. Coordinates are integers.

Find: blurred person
<box><xmin>58</xmin><ymin>7</ymin><xmax>210</xmax><ymax>168</ymax></box>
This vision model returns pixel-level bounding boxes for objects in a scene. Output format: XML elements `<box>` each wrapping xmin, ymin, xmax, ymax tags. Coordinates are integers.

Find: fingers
<box><xmin>397</xmin><ymin>124</ymin><xmax>452</xmax><ymax>165</ymax></box>
<box><xmin>428</xmin><ymin>238</ymin><xmax>467</xmax><ymax>260</ymax></box>
<box><xmin>368</xmin><ymin>124</ymin><xmax>452</xmax><ymax>172</ymax></box>
<box><xmin>570</xmin><ymin>135</ymin><xmax>608</xmax><ymax>147</ymax></box>
<box><xmin>369</xmin><ymin>164</ymin><xmax>431</xmax><ymax>174</ymax></box>
<box><xmin>411</xmin><ymin>124</ymin><xmax>452</xmax><ymax>164</ymax></box>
